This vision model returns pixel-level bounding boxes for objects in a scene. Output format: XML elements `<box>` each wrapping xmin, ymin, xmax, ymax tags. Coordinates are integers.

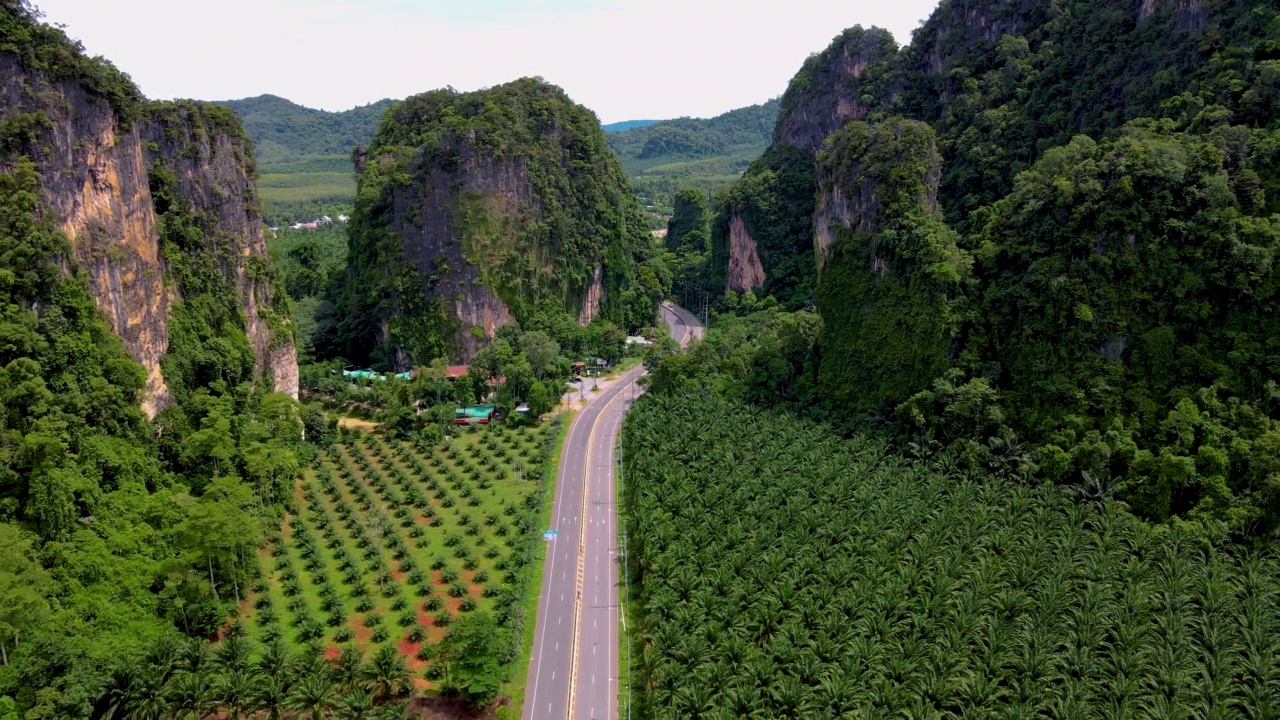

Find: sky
<box><xmin>32</xmin><ymin>0</ymin><xmax>942</xmax><ymax>122</ymax></box>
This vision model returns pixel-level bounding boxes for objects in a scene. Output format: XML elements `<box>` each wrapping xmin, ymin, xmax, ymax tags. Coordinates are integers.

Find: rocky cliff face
<box><xmin>0</xmin><ymin>53</ymin><xmax>175</xmax><ymax>415</ymax></box>
<box><xmin>725</xmin><ymin>214</ymin><xmax>765</xmax><ymax>292</ymax></box>
<box><xmin>814</xmin><ymin>119</ymin><xmax>967</xmax><ymax>414</ymax></box>
<box><xmin>386</xmin><ymin>146</ymin><xmax>531</xmax><ymax>360</ymax></box>
<box><xmin>1138</xmin><ymin>0</ymin><xmax>1206</xmax><ymax>29</ymax></box>
<box><xmin>577</xmin><ymin>264</ymin><xmax>605</xmax><ymax>325</ymax></box>
<box><xmin>336</xmin><ymin>78</ymin><xmax>651</xmax><ymax>367</ymax></box>
<box><xmin>0</xmin><ymin>53</ymin><xmax>297</xmax><ymax>414</ymax></box>
<box><xmin>814</xmin><ymin>121</ymin><xmax>941</xmax><ymax>270</ymax></box>
<box><xmin>714</xmin><ymin>0</ymin><xmax>1262</xmax><ymax>307</ymax></box>
<box><xmin>774</xmin><ymin>27</ymin><xmax>899</xmax><ymax>153</ymax></box>
<box><xmin>144</xmin><ymin>103</ymin><xmax>299</xmax><ymax>399</ymax></box>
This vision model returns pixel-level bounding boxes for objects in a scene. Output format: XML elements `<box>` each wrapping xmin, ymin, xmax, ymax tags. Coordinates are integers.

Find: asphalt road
<box><xmin>524</xmin><ymin>303</ymin><xmax>700</xmax><ymax>720</ymax></box>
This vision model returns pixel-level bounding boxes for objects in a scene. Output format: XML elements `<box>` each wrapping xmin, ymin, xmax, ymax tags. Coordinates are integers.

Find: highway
<box><xmin>524</xmin><ymin>302</ymin><xmax>701</xmax><ymax>720</ymax></box>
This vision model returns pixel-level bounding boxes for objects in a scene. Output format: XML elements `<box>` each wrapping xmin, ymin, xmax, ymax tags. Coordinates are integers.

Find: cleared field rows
<box><xmin>242</xmin><ymin>425</ymin><xmax>554</xmax><ymax>684</ymax></box>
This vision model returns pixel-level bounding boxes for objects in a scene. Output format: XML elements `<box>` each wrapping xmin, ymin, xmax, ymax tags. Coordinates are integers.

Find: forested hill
<box><xmin>317</xmin><ymin>78</ymin><xmax>664</xmax><ymax>368</ymax></box>
<box><xmin>715</xmin><ymin>0</ymin><xmax>1280</xmax><ymax>306</ymax></box>
<box><xmin>215</xmin><ymin>94</ymin><xmax>395</xmax><ymax>161</ymax></box>
<box><xmin>606</xmin><ymin>98</ymin><xmax>779</xmax><ymax>203</ymax></box>
<box><xmin>691</xmin><ymin>0</ymin><xmax>1280</xmax><ymax>538</ymax></box>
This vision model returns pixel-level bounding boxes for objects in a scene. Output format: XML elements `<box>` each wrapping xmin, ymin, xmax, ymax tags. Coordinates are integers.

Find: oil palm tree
<box><xmin>211</xmin><ymin>670</ymin><xmax>254</xmax><ymax>720</ymax></box>
<box><xmin>249</xmin><ymin>672</ymin><xmax>291</xmax><ymax>720</ymax></box>
<box><xmin>286</xmin><ymin>671</ymin><xmax>334</xmax><ymax>720</ymax></box>
<box><xmin>363</xmin><ymin>646</ymin><xmax>410</xmax><ymax>701</ymax></box>
<box><xmin>95</xmin><ymin>660</ymin><xmax>140</xmax><ymax>719</ymax></box>
<box><xmin>164</xmin><ymin>671</ymin><xmax>209</xmax><ymax>720</ymax></box>
<box><xmin>333</xmin><ymin>647</ymin><xmax>367</xmax><ymax>692</ymax></box>
<box><xmin>125</xmin><ymin>663</ymin><xmax>170</xmax><ymax>720</ymax></box>
<box><xmin>211</xmin><ymin>634</ymin><xmax>251</xmax><ymax>675</ymax></box>
<box><xmin>253</xmin><ymin>639</ymin><xmax>290</xmax><ymax>681</ymax></box>
<box><xmin>335</xmin><ymin>689</ymin><xmax>376</xmax><ymax>720</ymax></box>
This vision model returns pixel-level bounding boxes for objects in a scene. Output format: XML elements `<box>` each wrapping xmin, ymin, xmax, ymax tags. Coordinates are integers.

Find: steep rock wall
<box><xmin>1138</xmin><ymin>0</ymin><xmax>1206</xmax><ymax>29</ymax></box>
<box><xmin>339</xmin><ymin>79</ymin><xmax>651</xmax><ymax>367</ymax></box>
<box><xmin>814</xmin><ymin>122</ymin><xmax>941</xmax><ymax>269</ymax></box>
<box><xmin>578</xmin><ymin>264</ymin><xmax>605</xmax><ymax>325</ymax></box>
<box><xmin>708</xmin><ymin>144</ymin><xmax>817</xmax><ymax>307</ymax></box>
<box><xmin>725</xmin><ymin>214</ymin><xmax>765</xmax><ymax>292</ymax></box>
<box><xmin>0</xmin><ymin>53</ymin><xmax>174</xmax><ymax>416</ymax></box>
<box><xmin>143</xmin><ymin>104</ymin><xmax>298</xmax><ymax>398</ymax></box>
<box><xmin>908</xmin><ymin>0</ymin><xmax>1044</xmax><ymax>80</ymax></box>
<box><xmin>815</xmin><ymin>120</ymin><xmax>968</xmax><ymax>414</ymax></box>
<box><xmin>774</xmin><ymin>26</ymin><xmax>899</xmax><ymax>153</ymax></box>
<box><xmin>0</xmin><ymin>53</ymin><xmax>298</xmax><ymax>413</ymax></box>
<box><xmin>387</xmin><ymin>147</ymin><xmax>530</xmax><ymax>361</ymax></box>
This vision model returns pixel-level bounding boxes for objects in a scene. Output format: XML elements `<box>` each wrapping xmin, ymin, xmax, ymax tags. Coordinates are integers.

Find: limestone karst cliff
<box><xmin>144</xmin><ymin>103</ymin><xmax>299</xmax><ymax>401</ymax></box>
<box><xmin>325</xmin><ymin>78</ymin><xmax>654</xmax><ymax>367</ymax></box>
<box><xmin>812</xmin><ymin>119</ymin><xmax>966</xmax><ymax>414</ymax></box>
<box><xmin>0</xmin><ymin>39</ymin><xmax>297</xmax><ymax>415</ymax></box>
<box><xmin>711</xmin><ymin>0</ymin><xmax>1272</xmax><ymax>305</ymax></box>
<box><xmin>773</xmin><ymin>26</ymin><xmax>898</xmax><ymax>154</ymax></box>
<box><xmin>702</xmin><ymin>0</ymin><xmax>1280</xmax><ymax>531</ymax></box>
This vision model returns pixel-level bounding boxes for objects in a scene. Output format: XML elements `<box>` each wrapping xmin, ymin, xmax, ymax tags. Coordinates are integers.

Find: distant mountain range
<box><xmin>215</xmin><ymin>93</ymin><xmax>778</xmax><ymax>216</ymax></box>
<box><xmin>602</xmin><ymin>119</ymin><xmax>660</xmax><ymax>132</ymax></box>
<box><xmin>214</xmin><ymin>94</ymin><xmax>397</xmax><ymax>162</ymax></box>
<box><xmin>604</xmin><ymin>99</ymin><xmax>780</xmax><ymax>205</ymax></box>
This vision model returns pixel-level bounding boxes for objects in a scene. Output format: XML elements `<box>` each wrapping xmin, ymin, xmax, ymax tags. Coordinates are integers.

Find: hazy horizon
<box><xmin>31</xmin><ymin>0</ymin><xmax>942</xmax><ymax>123</ymax></box>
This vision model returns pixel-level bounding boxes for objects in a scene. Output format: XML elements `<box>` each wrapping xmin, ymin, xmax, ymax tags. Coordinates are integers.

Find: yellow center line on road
<box><xmin>566</xmin><ymin>364</ymin><xmax>642</xmax><ymax>719</ymax></box>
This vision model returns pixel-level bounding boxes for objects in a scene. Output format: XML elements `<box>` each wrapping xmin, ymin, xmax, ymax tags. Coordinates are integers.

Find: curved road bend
<box><xmin>524</xmin><ymin>302</ymin><xmax>701</xmax><ymax>720</ymax></box>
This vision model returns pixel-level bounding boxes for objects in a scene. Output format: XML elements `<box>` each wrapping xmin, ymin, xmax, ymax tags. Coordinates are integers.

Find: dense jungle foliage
<box><xmin>723</xmin><ymin>0</ymin><xmax>1280</xmax><ymax>302</ymax></box>
<box><xmin>0</xmin><ymin>155</ymin><xmax>315</xmax><ymax>718</ymax></box>
<box><xmin>695</xmin><ymin>0</ymin><xmax>1280</xmax><ymax>536</ymax></box>
<box><xmin>0</xmin><ymin>0</ymin><xmax>142</xmax><ymax>123</ymax></box>
<box><xmin>319</xmin><ymin>78</ymin><xmax>662</xmax><ymax>368</ymax></box>
<box><xmin>0</xmin><ymin>5</ymin><xmax>332</xmax><ymax>716</ymax></box>
<box><xmin>268</xmin><ymin>224</ymin><xmax>349</xmax><ymax>363</ymax></box>
<box><xmin>813</xmin><ymin>119</ymin><xmax>969</xmax><ymax>418</ymax></box>
<box><xmin>622</xmin><ymin>389</ymin><xmax>1280</xmax><ymax>719</ymax></box>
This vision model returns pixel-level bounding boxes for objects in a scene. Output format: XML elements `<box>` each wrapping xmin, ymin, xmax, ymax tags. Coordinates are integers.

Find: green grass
<box><xmin>258</xmin><ymin>184</ymin><xmax>354</xmax><ymax>205</ymax></box>
<box><xmin>257</xmin><ymin>154</ymin><xmax>354</xmax><ymax>175</ymax></box>
<box><xmin>255</xmin><ymin>168</ymin><xmax>356</xmax><ymax>208</ymax></box>
<box><xmin>242</xmin><ymin>424</ymin><xmax>555</xmax><ymax>687</ymax></box>
<box><xmin>617</xmin><ymin>414</ymin><xmax>634</xmax><ymax>720</ymax></box>
<box><xmin>258</xmin><ymin>172</ymin><xmax>357</xmax><ymax>190</ymax></box>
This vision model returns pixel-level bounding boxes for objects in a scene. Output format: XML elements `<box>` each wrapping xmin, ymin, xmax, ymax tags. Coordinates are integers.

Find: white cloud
<box><xmin>32</xmin><ymin>0</ymin><xmax>941</xmax><ymax>121</ymax></box>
